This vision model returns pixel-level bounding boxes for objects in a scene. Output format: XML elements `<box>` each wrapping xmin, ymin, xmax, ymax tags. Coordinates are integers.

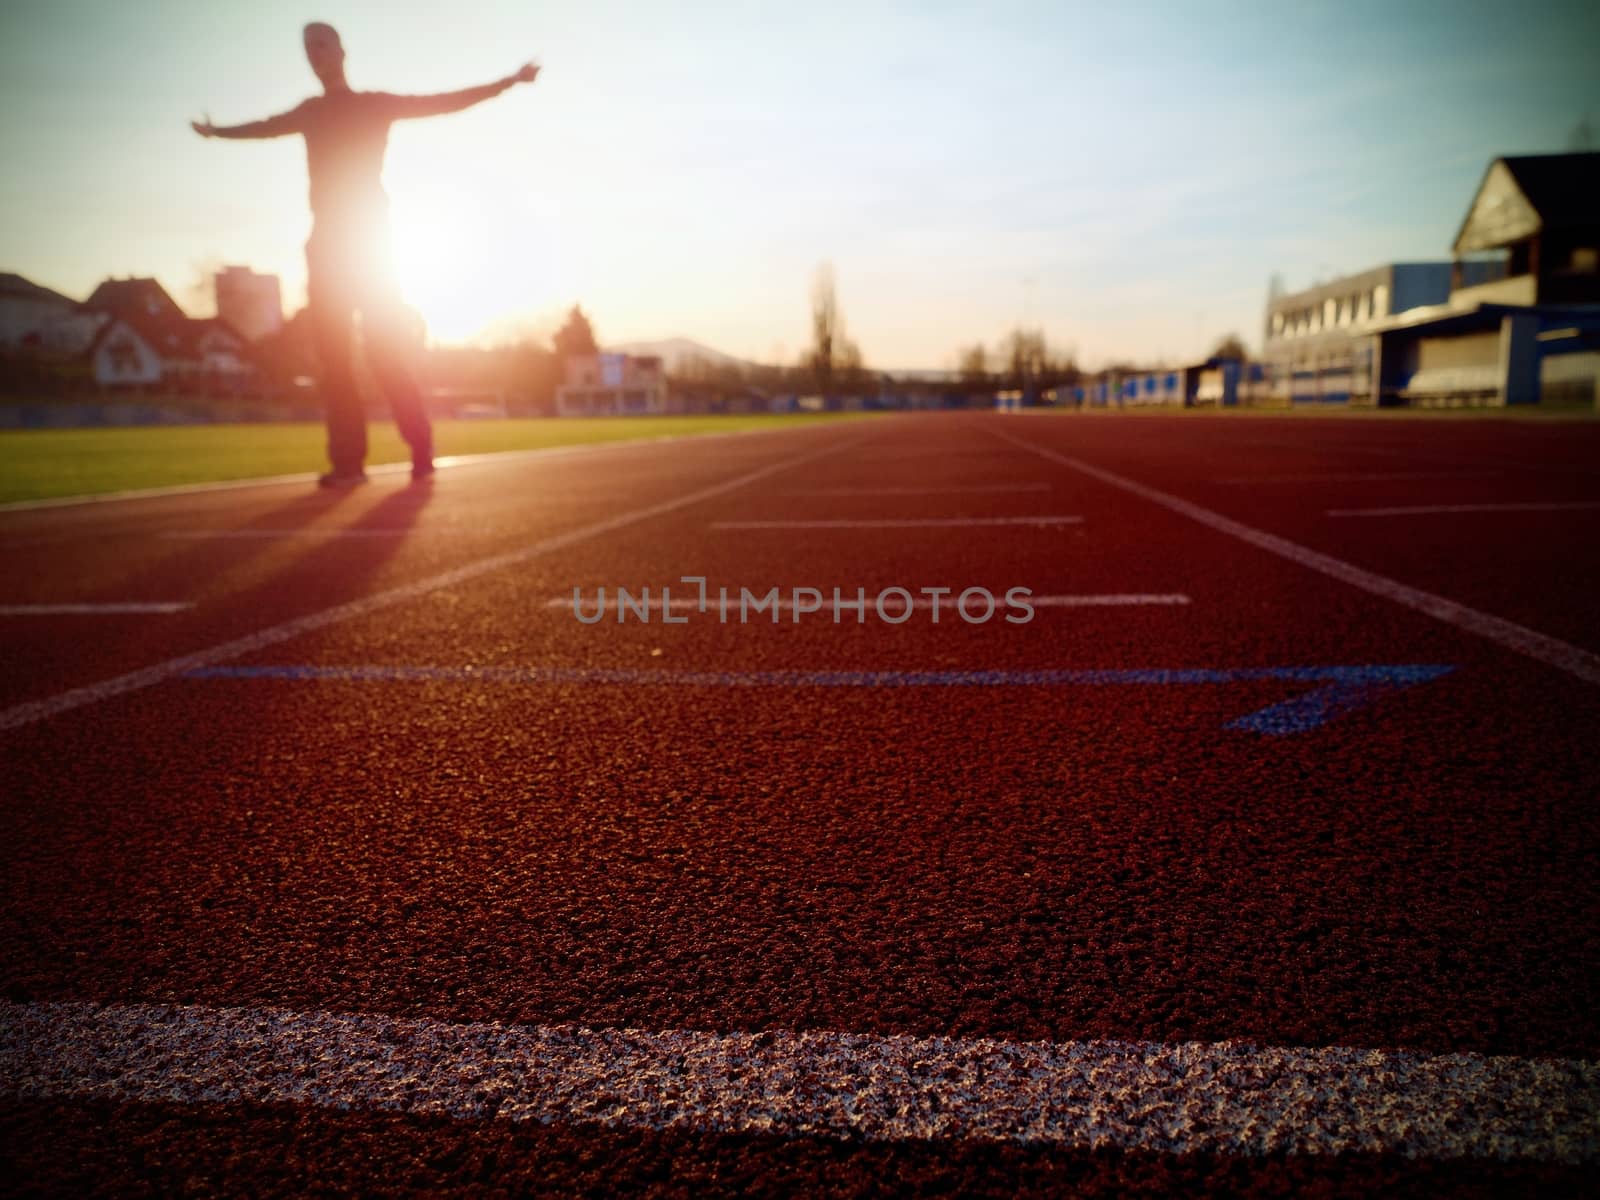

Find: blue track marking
<box><xmin>184</xmin><ymin>664</ymin><xmax>1455</xmax><ymax>735</ymax></box>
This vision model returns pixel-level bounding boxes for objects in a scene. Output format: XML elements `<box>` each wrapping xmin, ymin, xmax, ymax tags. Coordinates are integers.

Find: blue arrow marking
<box><xmin>185</xmin><ymin>663</ymin><xmax>1455</xmax><ymax>735</ymax></box>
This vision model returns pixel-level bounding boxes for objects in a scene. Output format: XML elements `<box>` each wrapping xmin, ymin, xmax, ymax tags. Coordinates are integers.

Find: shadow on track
<box><xmin>84</xmin><ymin>482</ymin><xmax>436</xmax><ymax>659</ymax></box>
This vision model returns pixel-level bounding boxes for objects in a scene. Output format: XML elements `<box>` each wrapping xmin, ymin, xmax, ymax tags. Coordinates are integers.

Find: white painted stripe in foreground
<box><xmin>1</xmin><ymin>1000</ymin><xmax>1594</xmax><ymax>1161</ymax></box>
<box><xmin>712</xmin><ymin>516</ymin><xmax>1082</xmax><ymax>529</ymax></box>
<box><xmin>0</xmin><ymin>602</ymin><xmax>192</xmax><ymax>615</ymax></box>
<box><xmin>0</xmin><ymin>435</ymin><xmax>856</xmax><ymax>731</ymax></box>
<box><xmin>1328</xmin><ymin>501</ymin><xmax>1600</xmax><ymax>518</ymax></box>
<box><xmin>988</xmin><ymin>427</ymin><xmax>1600</xmax><ymax>687</ymax></box>
<box><xmin>544</xmin><ymin>593</ymin><xmax>1189</xmax><ymax>611</ymax></box>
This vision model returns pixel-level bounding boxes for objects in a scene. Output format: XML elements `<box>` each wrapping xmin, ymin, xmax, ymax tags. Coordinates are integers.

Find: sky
<box><xmin>1</xmin><ymin>0</ymin><xmax>1597</xmax><ymax>370</ymax></box>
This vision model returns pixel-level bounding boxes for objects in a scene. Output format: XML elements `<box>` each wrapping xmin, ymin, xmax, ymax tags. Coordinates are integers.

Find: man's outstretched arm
<box><xmin>385</xmin><ymin>62</ymin><xmax>539</xmax><ymax>120</ymax></box>
<box><xmin>191</xmin><ymin>105</ymin><xmax>305</xmax><ymax>139</ymax></box>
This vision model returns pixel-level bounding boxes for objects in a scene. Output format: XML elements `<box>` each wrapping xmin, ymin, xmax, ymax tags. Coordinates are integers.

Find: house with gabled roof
<box><xmin>0</xmin><ymin>272</ymin><xmax>108</xmax><ymax>360</ymax></box>
<box><xmin>84</xmin><ymin>277</ymin><xmax>254</xmax><ymax>388</ymax></box>
<box><xmin>84</xmin><ymin>317</ymin><xmax>163</xmax><ymax>386</ymax></box>
<box><xmin>1449</xmin><ymin>152</ymin><xmax>1600</xmax><ymax>308</ymax></box>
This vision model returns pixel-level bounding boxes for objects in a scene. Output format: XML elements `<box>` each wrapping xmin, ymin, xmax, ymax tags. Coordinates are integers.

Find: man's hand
<box><xmin>191</xmin><ymin>115</ymin><xmax>217</xmax><ymax>138</ymax></box>
<box><xmin>513</xmin><ymin>62</ymin><xmax>540</xmax><ymax>85</ymax></box>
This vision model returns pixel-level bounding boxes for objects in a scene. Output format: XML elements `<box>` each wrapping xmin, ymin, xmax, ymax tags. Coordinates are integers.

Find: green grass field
<box><xmin>0</xmin><ymin>414</ymin><xmax>883</xmax><ymax>505</ymax></box>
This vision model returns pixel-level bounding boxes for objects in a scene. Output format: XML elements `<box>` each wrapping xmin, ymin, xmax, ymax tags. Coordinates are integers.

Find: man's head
<box><xmin>303</xmin><ymin>22</ymin><xmax>346</xmax><ymax>88</ymax></box>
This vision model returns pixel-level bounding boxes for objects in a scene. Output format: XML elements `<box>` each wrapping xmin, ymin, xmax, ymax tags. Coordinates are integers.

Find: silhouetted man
<box><xmin>194</xmin><ymin>23</ymin><xmax>538</xmax><ymax>486</ymax></box>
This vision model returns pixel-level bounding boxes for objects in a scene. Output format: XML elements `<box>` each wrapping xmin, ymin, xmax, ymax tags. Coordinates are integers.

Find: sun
<box><xmin>388</xmin><ymin>193</ymin><xmax>497</xmax><ymax>342</ymax></box>
<box><xmin>387</xmin><ymin>184</ymin><xmax>574</xmax><ymax>345</ymax></box>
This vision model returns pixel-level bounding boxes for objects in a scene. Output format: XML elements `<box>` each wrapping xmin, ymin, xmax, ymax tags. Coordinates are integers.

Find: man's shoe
<box><xmin>317</xmin><ymin>470</ymin><xmax>368</xmax><ymax>489</ymax></box>
<box><xmin>411</xmin><ymin>460</ymin><xmax>436</xmax><ymax>482</ymax></box>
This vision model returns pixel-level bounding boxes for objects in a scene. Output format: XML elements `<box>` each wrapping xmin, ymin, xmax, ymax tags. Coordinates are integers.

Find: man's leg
<box><xmin>307</xmin><ymin>272</ymin><xmax>367</xmax><ymax>477</ymax></box>
<box><xmin>364</xmin><ymin>300</ymin><xmax>434</xmax><ymax>476</ymax></box>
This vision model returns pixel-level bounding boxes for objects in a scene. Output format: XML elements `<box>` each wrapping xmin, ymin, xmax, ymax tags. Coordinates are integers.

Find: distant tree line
<box><xmin>957</xmin><ymin>329</ymin><xmax>1080</xmax><ymax>393</ymax></box>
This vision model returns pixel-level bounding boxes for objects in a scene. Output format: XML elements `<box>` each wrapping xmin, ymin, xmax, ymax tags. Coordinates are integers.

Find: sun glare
<box><xmin>388</xmin><ymin>181</ymin><xmax>575</xmax><ymax>345</ymax></box>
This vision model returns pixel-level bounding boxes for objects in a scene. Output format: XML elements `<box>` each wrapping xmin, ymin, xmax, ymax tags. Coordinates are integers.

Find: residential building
<box><xmin>1057</xmin><ymin>357</ymin><xmax>1264</xmax><ymax>408</ymax></box>
<box><xmin>85</xmin><ymin>277</ymin><xmax>253</xmax><ymax>388</ymax></box>
<box><xmin>1260</xmin><ymin>263</ymin><xmax>1499</xmax><ymax>405</ymax></box>
<box><xmin>555</xmin><ymin>352</ymin><xmax>666</xmax><ymax>415</ymax></box>
<box><xmin>1371</xmin><ymin>152</ymin><xmax>1600</xmax><ymax>406</ymax></box>
<box><xmin>0</xmin><ymin>273</ymin><xmax>106</xmax><ymax>360</ymax></box>
<box><xmin>85</xmin><ymin>319</ymin><xmax>164</xmax><ymax>386</ymax></box>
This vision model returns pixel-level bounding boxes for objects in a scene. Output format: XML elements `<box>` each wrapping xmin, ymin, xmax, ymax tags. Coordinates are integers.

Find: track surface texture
<box><xmin>2</xmin><ymin>412</ymin><xmax>1598</xmax><ymax>1197</ymax></box>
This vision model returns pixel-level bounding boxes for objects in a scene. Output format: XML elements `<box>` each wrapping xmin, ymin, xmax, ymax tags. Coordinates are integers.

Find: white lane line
<box><xmin>544</xmin><ymin>593</ymin><xmax>1188</xmax><ymax>611</ymax></box>
<box><xmin>1216</xmin><ymin>471</ymin><xmax>1497</xmax><ymax>485</ymax></box>
<box><xmin>160</xmin><ymin>529</ymin><xmax>410</xmax><ymax>540</ymax></box>
<box><xmin>2</xmin><ymin>1000</ymin><xmax>1593</xmax><ymax>1162</ymax></box>
<box><xmin>0</xmin><ymin>435</ymin><xmax>857</xmax><ymax>732</ymax></box>
<box><xmin>712</xmin><ymin>517</ymin><xmax>1082</xmax><ymax>529</ymax></box>
<box><xmin>787</xmin><ymin>483</ymin><xmax>1054</xmax><ymax>496</ymax></box>
<box><xmin>988</xmin><ymin>427</ymin><xmax>1600</xmax><ymax>687</ymax></box>
<box><xmin>0</xmin><ymin>603</ymin><xmax>192</xmax><ymax>615</ymax></box>
<box><xmin>1328</xmin><ymin>502</ymin><xmax>1600</xmax><ymax>518</ymax></box>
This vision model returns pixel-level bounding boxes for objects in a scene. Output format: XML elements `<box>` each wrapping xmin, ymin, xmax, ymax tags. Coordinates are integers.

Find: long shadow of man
<box><xmin>194</xmin><ymin>22</ymin><xmax>539</xmax><ymax>487</ymax></box>
<box><xmin>88</xmin><ymin>482</ymin><xmax>438</xmax><ymax>657</ymax></box>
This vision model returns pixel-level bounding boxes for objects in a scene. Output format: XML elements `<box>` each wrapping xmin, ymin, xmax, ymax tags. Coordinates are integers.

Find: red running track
<box><xmin>2</xmin><ymin>412</ymin><xmax>1598</xmax><ymax>1196</ymax></box>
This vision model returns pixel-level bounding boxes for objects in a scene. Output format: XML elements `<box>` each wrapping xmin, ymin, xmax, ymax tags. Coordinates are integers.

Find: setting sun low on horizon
<box><xmin>382</xmin><ymin>160</ymin><xmax>583</xmax><ymax>344</ymax></box>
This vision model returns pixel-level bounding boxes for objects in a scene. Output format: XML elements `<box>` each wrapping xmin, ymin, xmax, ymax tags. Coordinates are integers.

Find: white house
<box><xmin>87</xmin><ymin>320</ymin><xmax>163</xmax><ymax>386</ymax></box>
<box><xmin>85</xmin><ymin>277</ymin><xmax>254</xmax><ymax>388</ymax></box>
<box><xmin>555</xmin><ymin>352</ymin><xmax>667</xmax><ymax>416</ymax></box>
<box><xmin>0</xmin><ymin>272</ymin><xmax>107</xmax><ymax>358</ymax></box>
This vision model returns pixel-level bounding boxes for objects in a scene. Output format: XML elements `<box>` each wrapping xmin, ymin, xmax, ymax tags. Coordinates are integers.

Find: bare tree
<box><xmin>808</xmin><ymin>263</ymin><xmax>840</xmax><ymax>395</ymax></box>
<box><xmin>835</xmin><ymin>337</ymin><xmax>869</xmax><ymax>395</ymax></box>
<box><xmin>964</xmin><ymin>328</ymin><xmax>1078</xmax><ymax>394</ymax></box>
<box><xmin>1002</xmin><ymin>327</ymin><xmax>1050</xmax><ymax>390</ymax></box>
<box><xmin>958</xmin><ymin>343</ymin><xmax>990</xmax><ymax>389</ymax></box>
<box><xmin>805</xmin><ymin>262</ymin><xmax>865</xmax><ymax>396</ymax></box>
<box><xmin>1210</xmin><ymin>333</ymin><xmax>1249</xmax><ymax>361</ymax></box>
